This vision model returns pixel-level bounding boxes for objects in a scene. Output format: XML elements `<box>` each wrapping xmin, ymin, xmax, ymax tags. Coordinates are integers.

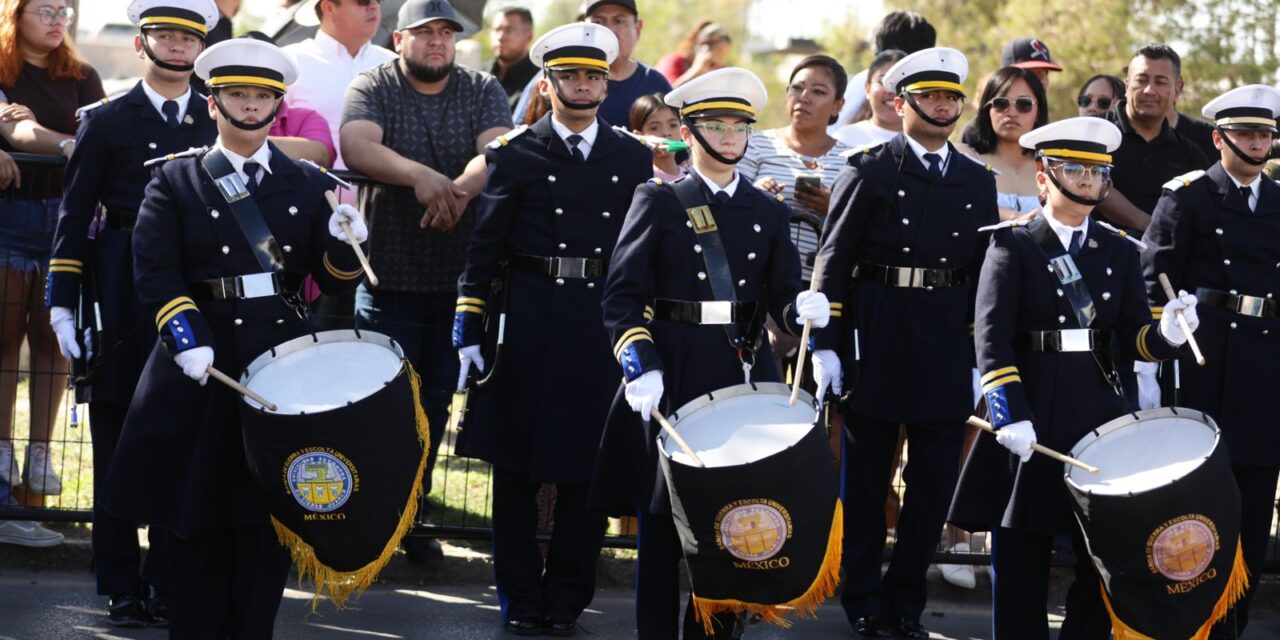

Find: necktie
<box><xmin>714</xmin><ymin>191</ymin><xmax>732</xmax><ymax>205</ymax></box>
<box><xmin>1239</xmin><ymin>185</ymin><xmax>1254</xmax><ymax>212</ymax></box>
<box><xmin>923</xmin><ymin>152</ymin><xmax>943</xmax><ymax>181</ymax></box>
<box><xmin>1068</xmin><ymin>229</ymin><xmax>1083</xmax><ymax>257</ymax></box>
<box><xmin>162</xmin><ymin>100</ymin><xmax>179</xmax><ymax>129</ymax></box>
<box><xmin>243</xmin><ymin>160</ymin><xmax>260</xmax><ymax>195</ymax></box>
<box><xmin>567</xmin><ymin>134</ymin><xmax>585</xmax><ymax>162</ymax></box>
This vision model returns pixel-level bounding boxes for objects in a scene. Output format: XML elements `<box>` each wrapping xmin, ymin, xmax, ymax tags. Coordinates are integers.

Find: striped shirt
<box><xmin>739</xmin><ymin>129</ymin><xmax>853</xmax><ymax>279</ymax></box>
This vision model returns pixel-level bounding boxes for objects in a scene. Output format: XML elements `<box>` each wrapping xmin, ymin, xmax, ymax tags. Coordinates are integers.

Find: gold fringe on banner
<box><xmin>691</xmin><ymin>499</ymin><xmax>844</xmax><ymax>635</ymax></box>
<box><xmin>272</xmin><ymin>361</ymin><xmax>432</xmax><ymax>610</ymax></box>
<box><xmin>1100</xmin><ymin>536</ymin><xmax>1250</xmax><ymax>640</ymax></box>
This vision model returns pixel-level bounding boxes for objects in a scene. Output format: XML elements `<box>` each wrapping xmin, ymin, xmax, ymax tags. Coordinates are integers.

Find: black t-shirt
<box><xmin>489</xmin><ymin>55</ymin><xmax>539</xmax><ymax>112</ymax></box>
<box><xmin>1106</xmin><ymin>100</ymin><xmax>1212</xmax><ymax>217</ymax></box>
<box><xmin>1174</xmin><ymin>112</ymin><xmax>1218</xmax><ymax>161</ymax></box>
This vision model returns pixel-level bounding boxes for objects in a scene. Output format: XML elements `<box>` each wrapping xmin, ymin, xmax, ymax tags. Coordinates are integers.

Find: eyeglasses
<box><xmin>988</xmin><ymin>96</ymin><xmax>1036</xmax><ymax>114</ymax></box>
<box><xmin>25</xmin><ymin>6</ymin><xmax>74</xmax><ymax>25</ymax></box>
<box><xmin>1052</xmin><ymin>161</ymin><xmax>1111</xmax><ymax>181</ymax></box>
<box><xmin>1077</xmin><ymin>95</ymin><xmax>1113</xmax><ymax>110</ymax></box>
<box><xmin>694</xmin><ymin>121</ymin><xmax>752</xmax><ymax>137</ymax></box>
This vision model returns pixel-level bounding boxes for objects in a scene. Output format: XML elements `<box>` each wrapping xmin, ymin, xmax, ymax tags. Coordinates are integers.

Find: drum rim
<box><xmin>658</xmin><ymin>382</ymin><xmax>820</xmax><ymax>467</ymax></box>
<box><xmin>1064</xmin><ymin>406</ymin><xmax>1221</xmax><ymax>494</ymax></box>
<box><xmin>239</xmin><ymin>329</ymin><xmax>406</xmax><ymax>412</ymax></box>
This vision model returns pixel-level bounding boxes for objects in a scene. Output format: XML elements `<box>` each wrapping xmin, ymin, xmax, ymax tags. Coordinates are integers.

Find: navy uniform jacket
<box><xmin>949</xmin><ymin>215</ymin><xmax>1178</xmax><ymax>535</ymax></box>
<box><xmin>588</xmin><ymin>172</ymin><xmax>806</xmax><ymax>515</ymax></box>
<box><xmin>816</xmin><ymin>135</ymin><xmax>999</xmax><ymax>424</ymax></box>
<box><xmin>452</xmin><ymin>115</ymin><xmax>652</xmax><ymax>484</ymax></box>
<box><xmin>1142</xmin><ymin>163</ymin><xmax>1280</xmax><ymax>467</ymax></box>
<box><xmin>102</xmin><ymin>144</ymin><xmax>365</xmax><ymax>537</ymax></box>
<box><xmin>46</xmin><ymin>82</ymin><xmax>217</xmax><ymax>405</ymax></box>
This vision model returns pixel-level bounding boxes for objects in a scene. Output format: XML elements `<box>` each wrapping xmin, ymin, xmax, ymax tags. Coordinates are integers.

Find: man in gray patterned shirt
<box><xmin>340</xmin><ymin>0</ymin><xmax>512</xmax><ymax>560</ymax></box>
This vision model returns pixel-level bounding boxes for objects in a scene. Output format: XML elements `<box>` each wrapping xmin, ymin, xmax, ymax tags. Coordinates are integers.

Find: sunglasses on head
<box><xmin>988</xmin><ymin>96</ymin><xmax>1036</xmax><ymax>114</ymax></box>
<box><xmin>1077</xmin><ymin>95</ymin><xmax>1114</xmax><ymax>110</ymax></box>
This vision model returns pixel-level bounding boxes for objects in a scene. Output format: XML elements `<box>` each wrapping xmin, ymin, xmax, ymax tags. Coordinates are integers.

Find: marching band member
<box><xmin>1141</xmin><ymin>84</ymin><xmax>1280</xmax><ymax>638</ymax></box>
<box><xmin>590</xmin><ymin>67</ymin><xmax>830</xmax><ymax>639</ymax></box>
<box><xmin>45</xmin><ymin>0</ymin><xmax>219</xmax><ymax>625</ymax></box>
<box><xmin>452</xmin><ymin>22</ymin><xmax>653</xmax><ymax>637</ymax></box>
<box><xmin>948</xmin><ymin>117</ymin><xmax>1195</xmax><ymax>639</ymax></box>
<box><xmin>810</xmin><ymin>47</ymin><xmax>998</xmax><ymax>639</ymax></box>
<box><xmin>101</xmin><ymin>38</ymin><xmax>367</xmax><ymax>636</ymax></box>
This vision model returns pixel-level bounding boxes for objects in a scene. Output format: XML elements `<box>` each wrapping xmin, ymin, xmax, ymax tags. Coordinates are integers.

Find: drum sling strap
<box><xmin>1026</xmin><ymin>216</ymin><xmax>1123</xmax><ymax>397</ymax></box>
<box><xmin>670</xmin><ymin>177</ymin><xmax>760</xmax><ymax>374</ymax></box>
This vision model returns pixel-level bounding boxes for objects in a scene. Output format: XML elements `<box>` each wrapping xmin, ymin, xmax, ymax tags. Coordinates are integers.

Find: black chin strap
<box><xmin>1217</xmin><ymin>127</ymin><xmax>1269</xmax><ymax>167</ymax></box>
<box><xmin>1047</xmin><ymin>169</ymin><xmax>1109</xmax><ymax>207</ymax></box>
<box><xmin>140</xmin><ymin>31</ymin><xmax>198</xmax><ymax>72</ymax></box>
<box><xmin>548</xmin><ymin>75</ymin><xmax>602</xmax><ymax>111</ymax></box>
<box><xmin>904</xmin><ymin>93</ymin><xmax>962</xmax><ymax>128</ymax></box>
<box><xmin>212</xmin><ymin>91</ymin><xmax>279</xmax><ymax>131</ymax></box>
<box><xmin>684</xmin><ymin>117</ymin><xmax>746</xmax><ymax>166</ymax></box>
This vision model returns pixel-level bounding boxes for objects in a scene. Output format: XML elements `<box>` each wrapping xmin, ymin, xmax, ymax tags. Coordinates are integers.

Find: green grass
<box><xmin>8</xmin><ymin>378</ymin><xmax>94</xmax><ymax>511</ymax></box>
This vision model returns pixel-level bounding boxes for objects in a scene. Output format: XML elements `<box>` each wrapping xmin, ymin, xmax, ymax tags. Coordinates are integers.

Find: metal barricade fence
<box><xmin>3</xmin><ymin>154</ymin><xmax>1279</xmax><ymax>570</ymax></box>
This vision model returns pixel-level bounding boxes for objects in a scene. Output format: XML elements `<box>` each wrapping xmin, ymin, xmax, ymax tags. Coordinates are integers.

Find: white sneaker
<box><xmin>22</xmin><ymin>443</ymin><xmax>63</xmax><ymax>496</ymax></box>
<box><xmin>0</xmin><ymin>440</ymin><xmax>14</xmax><ymax>486</ymax></box>
<box><xmin>939</xmin><ymin>543</ymin><xmax>977</xmax><ymax>589</ymax></box>
<box><xmin>0</xmin><ymin>520</ymin><xmax>64</xmax><ymax>547</ymax></box>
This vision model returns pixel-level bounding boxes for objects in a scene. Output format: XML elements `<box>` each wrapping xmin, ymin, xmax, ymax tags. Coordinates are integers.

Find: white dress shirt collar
<box><xmin>1043</xmin><ymin>206</ymin><xmax>1090</xmax><ymax>253</ymax></box>
<box><xmin>214</xmin><ymin>139</ymin><xmax>273</xmax><ymax>184</ymax></box>
<box><xmin>1227</xmin><ymin>172</ymin><xmax>1260</xmax><ymax>212</ymax></box>
<box><xmin>903</xmin><ymin>133</ymin><xmax>951</xmax><ymax>176</ymax></box>
<box><xmin>696</xmin><ymin>169</ymin><xmax>740</xmax><ymax>199</ymax></box>
<box><xmin>549</xmin><ymin>117</ymin><xmax>600</xmax><ymax>160</ymax></box>
<box><xmin>140</xmin><ymin>79</ymin><xmax>190</xmax><ymax>123</ymax></box>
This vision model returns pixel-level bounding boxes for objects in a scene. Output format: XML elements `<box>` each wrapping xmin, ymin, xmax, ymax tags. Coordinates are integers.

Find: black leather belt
<box><xmin>1015</xmin><ymin>329</ymin><xmax>1112</xmax><ymax>352</ymax></box>
<box><xmin>189</xmin><ymin>272</ymin><xmax>302</xmax><ymax>300</ymax></box>
<box><xmin>510</xmin><ymin>254</ymin><xmax>605</xmax><ymax>279</ymax></box>
<box><xmin>1196</xmin><ymin>287</ymin><xmax>1278</xmax><ymax>318</ymax></box>
<box><xmin>653</xmin><ymin>299</ymin><xmax>758</xmax><ymax>325</ymax></box>
<box><xmin>104</xmin><ymin>210</ymin><xmax>137</xmax><ymax>230</ymax></box>
<box><xmin>852</xmin><ymin>262</ymin><xmax>968</xmax><ymax>289</ymax></box>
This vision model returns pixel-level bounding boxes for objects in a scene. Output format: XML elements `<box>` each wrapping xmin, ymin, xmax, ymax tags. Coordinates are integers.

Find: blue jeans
<box><xmin>354</xmin><ymin>285</ymin><xmax>456</xmax><ymax>519</ymax></box>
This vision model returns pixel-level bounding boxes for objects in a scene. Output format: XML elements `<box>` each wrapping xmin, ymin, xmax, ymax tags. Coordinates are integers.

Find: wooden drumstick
<box><xmin>790</xmin><ymin>254</ymin><xmax>827</xmax><ymax>406</ymax></box>
<box><xmin>1157</xmin><ymin>273</ymin><xmax>1206</xmax><ymax>366</ymax></box>
<box><xmin>324</xmin><ymin>190</ymin><xmax>379</xmax><ymax>287</ymax></box>
<box><xmin>966</xmin><ymin>415</ymin><xmax>1099</xmax><ymax>475</ymax></box>
<box><xmin>650</xmin><ymin>408</ymin><xmax>705</xmax><ymax>468</ymax></box>
<box><xmin>207</xmin><ymin>366</ymin><xmax>278</xmax><ymax>412</ymax></box>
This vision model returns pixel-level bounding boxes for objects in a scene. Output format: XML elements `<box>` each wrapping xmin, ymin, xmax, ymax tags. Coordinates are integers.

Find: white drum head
<box><xmin>241</xmin><ymin>330</ymin><xmax>404</xmax><ymax>414</ymax></box>
<box><xmin>661</xmin><ymin>383</ymin><xmax>819</xmax><ymax>468</ymax></box>
<box><xmin>1066</xmin><ymin>409</ymin><xmax>1218</xmax><ymax>496</ymax></box>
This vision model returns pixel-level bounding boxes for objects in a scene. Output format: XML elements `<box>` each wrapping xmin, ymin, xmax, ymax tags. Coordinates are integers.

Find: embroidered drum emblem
<box><xmin>1149</xmin><ymin>515</ymin><xmax>1217</xmax><ymax>582</ymax></box>
<box><xmin>716</xmin><ymin>500</ymin><xmax>790</xmax><ymax>561</ymax></box>
<box><xmin>286</xmin><ymin>450</ymin><xmax>355</xmax><ymax>513</ymax></box>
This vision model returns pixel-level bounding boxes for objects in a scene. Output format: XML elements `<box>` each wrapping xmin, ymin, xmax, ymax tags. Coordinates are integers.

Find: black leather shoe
<box><xmin>106</xmin><ymin>594</ymin><xmax>149</xmax><ymax>628</ymax></box>
<box><xmin>894</xmin><ymin>617</ymin><xmax>930</xmax><ymax>639</ymax></box>
<box><xmin>853</xmin><ymin>615</ymin><xmax>892</xmax><ymax>638</ymax></box>
<box><xmin>402</xmin><ymin>536</ymin><xmax>444</xmax><ymax>564</ymax></box>
<box><xmin>504</xmin><ymin>618</ymin><xmax>542</xmax><ymax>636</ymax></box>
<box><xmin>543</xmin><ymin>619</ymin><xmax>577</xmax><ymax>637</ymax></box>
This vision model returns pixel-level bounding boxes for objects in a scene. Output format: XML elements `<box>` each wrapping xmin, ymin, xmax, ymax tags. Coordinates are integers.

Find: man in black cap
<box><xmin>1000</xmin><ymin>37</ymin><xmax>1062</xmax><ymax>91</ymax></box>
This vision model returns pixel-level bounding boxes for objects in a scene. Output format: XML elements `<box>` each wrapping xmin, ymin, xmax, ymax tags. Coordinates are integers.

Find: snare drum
<box><xmin>658</xmin><ymin>383</ymin><xmax>841</xmax><ymax>632</ymax></box>
<box><xmin>238</xmin><ymin>330</ymin><xmax>429</xmax><ymax>605</ymax></box>
<box><xmin>1066</xmin><ymin>408</ymin><xmax>1247</xmax><ymax>639</ymax></box>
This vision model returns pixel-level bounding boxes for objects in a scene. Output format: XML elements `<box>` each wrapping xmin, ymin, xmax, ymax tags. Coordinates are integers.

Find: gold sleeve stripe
<box><xmin>643</xmin><ymin>306</ymin><xmax>654</xmax><ymax>321</ymax></box>
<box><xmin>830</xmin><ymin>309</ymin><xmax>842</xmax><ymax>318</ymax></box>
<box><xmin>456</xmin><ymin>305</ymin><xmax>485</xmax><ymax>314</ymax></box>
<box><xmin>323</xmin><ymin>253</ymin><xmax>364</xmax><ymax>280</ymax></box>
<box><xmin>457</xmin><ymin>297</ymin><xmax>486</xmax><ymax>307</ymax></box>
<box><xmin>981</xmin><ymin>374</ymin><xmax>1021</xmax><ymax>394</ymax></box>
<box><xmin>155</xmin><ymin>296</ymin><xmax>196</xmax><ymax>327</ymax></box>
<box><xmin>49</xmin><ymin>258</ymin><xmax>83</xmax><ymax>267</ymax></box>
<box><xmin>157</xmin><ymin>302</ymin><xmax>199</xmax><ymax>329</ymax></box>
<box><xmin>48</xmin><ymin>265</ymin><xmax>82</xmax><ymax>274</ymax></box>
<box><xmin>613</xmin><ymin>327</ymin><xmax>653</xmax><ymax>358</ymax></box>
<box><xmin>981</xmin><ymin>366</ymin><xmax>1019</xmax><ymax>384</ymax></box>
<box><xmin>829</xmin><ymin>302</ymin><xmax>844</xmax><ymax>310</ymax></box>
<box><xmin>1149</xmin><ymin>306</ymin><xmax>1163</xmax><ymax>320</ymax></box>
<box><xmin>1136</xmin><ymin>325</ymin><xmax>1156</xmax><ymax>362</ymax></box>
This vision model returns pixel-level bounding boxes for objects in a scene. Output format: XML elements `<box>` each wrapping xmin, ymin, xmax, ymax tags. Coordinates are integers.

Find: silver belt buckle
<box><xmin>239</xmin><ymin>272</ymin><xmax>278</xmax><ymax>299</ymax></box>
<box><xmin>1059</xmin><ymin>328</ymin><xmax>1093</xmax><ymax>352</ymax></box>
<box><xmin>891</xmin><ymin>268</ymin><xmax>917</xmax><ymax>288</ymax></box>
<box><xmin>700</xmin><ymin>301</ymin><xmax>734</xmax><ymax>325</ymax></box>
<box><xmin>554</xmin><ymin>258</ymin><xmax>586</xmax><ymax>279</ymax></box>
<box><xmin>1236</xmin><ymin>294</ymin><xmax>1267</xmax><ymax>317</ymax></box>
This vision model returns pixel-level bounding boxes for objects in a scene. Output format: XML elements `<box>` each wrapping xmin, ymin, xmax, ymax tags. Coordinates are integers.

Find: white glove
<box><xmin>625</xmin><ymin>370</ymin><xmax>664</xmax><ymax>420</ymax></box>
<box><xmin>1135</xmin><ymin>361</ymin><xmax>1161</xmax><ymax>410</ymax></box>
<box><xmin>174</xmin><ymin>346</ymin><xmax>213</xmax><ymax>385</ymax></box>
<box><xmin>458</xmin><ymin>345</ymin><xmax>485</xmax><ymax>379</ymax></box>
<box><xmin>995</xmin><ymin>420</ymin><xmax>1036</xmax><ymax>463</ymax></box>
<box><xmin>49</xmin><ymin>307</ymin><xmax>81</xmax><ymax>360</ymax></box>
<box><xmin>812</xmin><ymin>349</ymin><xmax>842</xmax><ymax>398</ymax></box>
<box><xmin>1158</xmin><ymin>290</ymin><xmax>1199</xmax><ymax>346</ymax></box>
<box><xmin>971</xmin><ymin>368</ymin><xmax>982</xmax><ymax>408</ymax></box>
<box><xmin>328</xmin><ymin>203</ymin><xmax>368</xmax><ymax>243</ymax></box>
<box><xmin>795</xmin><ymin>290</ymin><xmax>830</xmax><ymax>328</ymax></box>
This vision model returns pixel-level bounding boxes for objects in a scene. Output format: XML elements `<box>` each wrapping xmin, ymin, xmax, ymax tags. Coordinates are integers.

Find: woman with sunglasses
<box><xmin>949</xmin><ymin>117</ymin><xmax>1197</xmax><ymax>639</ymax></box>
<box><xmin>959</xmin><ymin>66</ymin><xmax>1049</xmax><ymax>221</ymax></box>
<box><xmin>1076</xmin><ymin>74</ymin><xmax>1124</xmax><ymax>118</ymax></box>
